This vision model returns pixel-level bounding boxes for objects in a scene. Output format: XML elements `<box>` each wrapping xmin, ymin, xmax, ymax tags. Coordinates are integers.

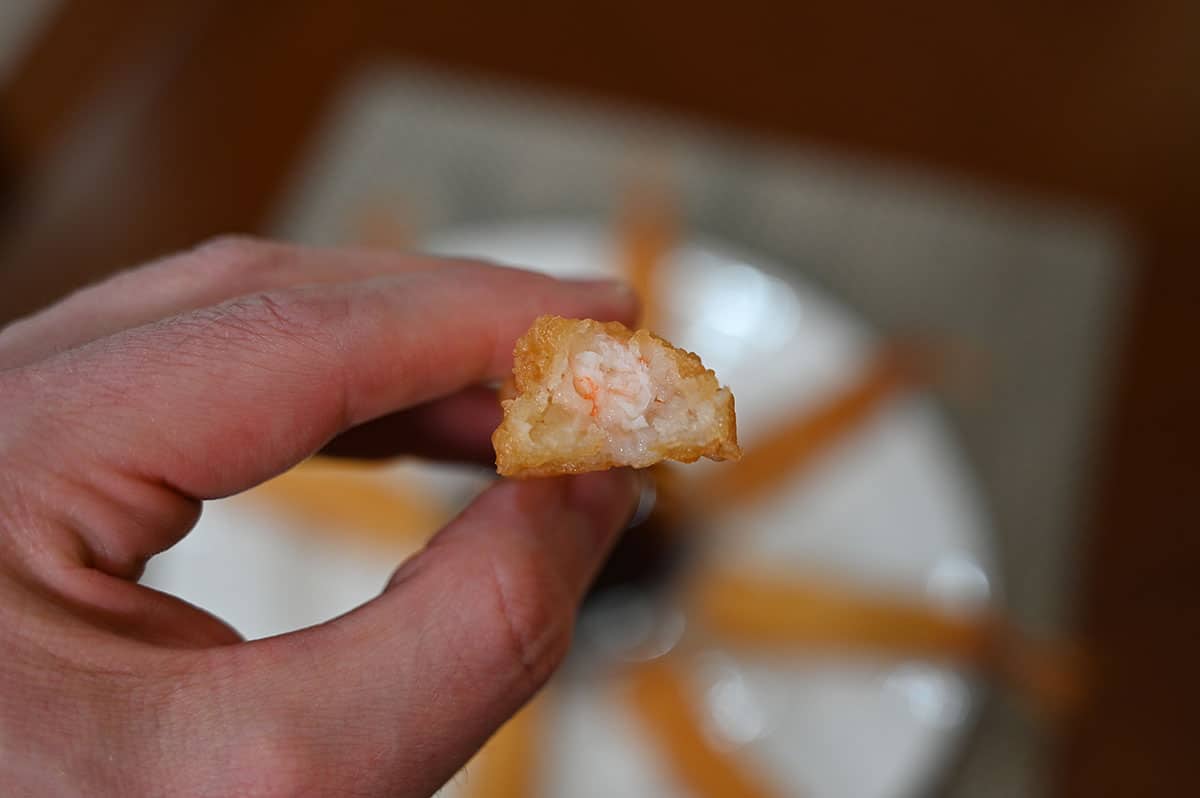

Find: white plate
<box><xmin>428</xmin><ymin>221</ymin><xmax>996</xmax><ymax>798</ymax></box>
<box><xmin>144</xmin><ymin>220</ymin><xmax>996</xmax><ymax>798</ymax></box>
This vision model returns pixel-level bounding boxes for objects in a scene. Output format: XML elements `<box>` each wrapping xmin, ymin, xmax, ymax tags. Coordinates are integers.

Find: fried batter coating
<box><xmin>493</xmin><ymin>316</ymin><xmax>740</xmax><ymax>477</ymax></box>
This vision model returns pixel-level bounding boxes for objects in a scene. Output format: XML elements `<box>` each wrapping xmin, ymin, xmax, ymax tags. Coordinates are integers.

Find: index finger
<box><xmin>6</xmin><ymin>259</ymin><xmax>634</xmax><ymax>568</ymax></box>
<box><xmin>0</xmin><ymin>237</ymin><xmax>514</xmax><ymax>369</ymax></box>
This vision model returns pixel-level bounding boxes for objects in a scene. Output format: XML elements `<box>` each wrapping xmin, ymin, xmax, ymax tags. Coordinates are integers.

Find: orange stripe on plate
<box><xmin>627</xmin><ymin>657</ymin><xmax>782</xmax><ymax>798</ymax></box>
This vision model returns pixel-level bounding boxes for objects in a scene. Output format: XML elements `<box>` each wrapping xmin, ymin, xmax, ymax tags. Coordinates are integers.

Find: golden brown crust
<box><xmin>493</xmin><ymin>316</ymin><xmax>740</xmax><ymax>477</ymax></box>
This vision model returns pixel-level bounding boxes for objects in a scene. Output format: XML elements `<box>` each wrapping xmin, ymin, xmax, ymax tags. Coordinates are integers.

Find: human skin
<box><xmin>0</xmin><ymin>237</ymin><xmax>639</xmax><ymax>797</ymax></box>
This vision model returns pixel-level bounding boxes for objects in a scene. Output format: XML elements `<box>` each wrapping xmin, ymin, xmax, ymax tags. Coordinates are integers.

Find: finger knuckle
<box><xmin>191</xmin><ymin>233</ymin><xmax>274</xmax><ymax>263</ymax></box>
<box><xmin>188</xmin><ymin>234</ymin><xmax>293</xmax><ymax>283</ymax></box>
<box><xmin>213</xmin><ymin>288</ymin><xmax>346</xmax><ymax>350</ymax></box>
<box><xmin>480</xmin><ymin>553</ymin><xmax>573</xmax><ymax>692</ymax></box>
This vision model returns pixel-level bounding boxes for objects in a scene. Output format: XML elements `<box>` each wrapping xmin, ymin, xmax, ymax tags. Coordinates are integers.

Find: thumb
<box><xmin>178</xmin><ymin>471</ymin><xmax>638</xmax><ymax>797</ymax></box>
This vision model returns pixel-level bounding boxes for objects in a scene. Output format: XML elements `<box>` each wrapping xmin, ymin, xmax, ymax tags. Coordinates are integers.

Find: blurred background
<box><xmin>1</xmin><ymin>2</ymin><xmax>1197</xmax><ymax>797</ymax></box>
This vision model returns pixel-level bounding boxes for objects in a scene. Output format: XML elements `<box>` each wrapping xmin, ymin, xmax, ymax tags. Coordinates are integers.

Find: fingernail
<box><xmin>626</xmin><ymin>469</ymin><xmax>658</xmax><ymax>530</ymax></box>
<box><xmin>565</xmin><ymin>278</ymin><xmax>635</xmax><ymax>297</ymax></box>
<box><xmin>566</xmin><ymin>278</ymin><xmax>638</xmax><ymax>304</ymax></box>
<box><xmin>565</xmin><ymin>469</ymin><xmax>640</xmax><ymax>554</ymax></box>
<box><xmin>565</xmin><ymin>279</ymin><xmax>641</xmax><ymax>325</ymax></box>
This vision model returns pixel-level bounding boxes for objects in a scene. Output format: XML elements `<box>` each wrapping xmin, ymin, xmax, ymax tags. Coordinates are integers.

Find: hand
<box><xmin>0</xmin><ymin>237</ymin><xmax>640</xmax><ymax>797</ymax></box>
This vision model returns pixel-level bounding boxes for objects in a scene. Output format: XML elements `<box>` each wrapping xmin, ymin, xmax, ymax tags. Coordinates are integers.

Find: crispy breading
<box><xmin>493</xmin><ymin>316</ymin><xmax>740</xmax><ymax>477</ymax></box>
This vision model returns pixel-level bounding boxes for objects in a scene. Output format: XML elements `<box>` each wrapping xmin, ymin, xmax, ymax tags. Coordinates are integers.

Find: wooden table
<box><xmin>2</xmin><ymin>2</ymin><xmax>1197</xmax><ymax>794</ymax></box>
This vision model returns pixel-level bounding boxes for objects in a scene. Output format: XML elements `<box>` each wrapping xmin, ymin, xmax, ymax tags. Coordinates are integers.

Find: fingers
<box><xmin>183</xmin><ymin>472</ymin><xmax>637</xmax><ymax>797</ymax></box>
<box><xmin>7</xmin><ymin>266</ymin><xmax>635</xmax><ymax>575</ymax></box>
<box><xmin>0</xmin><ymin>236</ymin><xmax>493</xmax><ymax>369</ymax></box>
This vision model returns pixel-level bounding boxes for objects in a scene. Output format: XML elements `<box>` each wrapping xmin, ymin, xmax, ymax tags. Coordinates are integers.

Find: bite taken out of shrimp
<box><xmin>493</xmin><ymin>316</ymin><xmax>740</xmax><ymax>478</ymax></box>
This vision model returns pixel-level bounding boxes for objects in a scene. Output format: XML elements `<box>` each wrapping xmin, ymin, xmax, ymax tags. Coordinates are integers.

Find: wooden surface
<box><xmin>1</xmin><ymin>2</ymin><xmax>1198</xmax><ymax>795</ymax></box>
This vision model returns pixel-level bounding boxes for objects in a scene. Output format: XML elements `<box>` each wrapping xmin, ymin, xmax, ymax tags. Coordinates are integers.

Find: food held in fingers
<box><xmin>493</xmin><ymin>316</ymin><xmax>740</xmax><ymax>477</ymax></box>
